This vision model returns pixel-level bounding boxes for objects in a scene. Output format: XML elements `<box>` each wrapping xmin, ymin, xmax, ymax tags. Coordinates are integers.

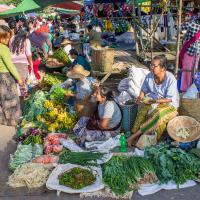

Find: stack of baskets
<box><xmin>179</xmin><ymin>98</ymin><xmax>200</xmax><ymax>122</ymax></box>
<box><xmin>91</xmin><ymin>47</ymin><xmax>115</xmax><ymax>72</ymax></box>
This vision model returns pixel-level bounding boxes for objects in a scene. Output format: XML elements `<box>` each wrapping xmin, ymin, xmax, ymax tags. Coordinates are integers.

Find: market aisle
<box><xmin>0</xmin><ymin>125</ymin><xmax>200</xmax><ymax>200</ymax></box>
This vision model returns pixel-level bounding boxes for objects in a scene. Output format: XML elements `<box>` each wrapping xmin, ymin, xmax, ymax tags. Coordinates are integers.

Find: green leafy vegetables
<box><xmin>9</xmin><ymin>144</ymin><xmax>43</xmax><ymax>171</ymax></box>
<box><xmin>53</xmin><ymin>49</ymin><xmax>71</xmax><ymax>66</ymax></box>
<box><xmin>145</xmin><ymin>143</ymin><xmax>200</xmax><ymax>185</ymax></box>
<box><xmin>102</xmin><ymin>156</ymin><xmax>157</xmax><ymax>195</ymax></box>
<box><xmin>22</xmin><ymin>91</ymin><xmax>47</xmax><ymax>122</ymax></box>
<box><xmin>42</xmin><ymin>74</ymin><xmax>66</xmax><ymax>87</ymax></box>
<box><xmin>59</xmin><ymin>167</ymin><xmax>96</xmax><ymax>189</ymax></box>
<box><xmin>59</xmin><ymin>151</ymin><xmax>104</xmax><ymax>166</ymax></box>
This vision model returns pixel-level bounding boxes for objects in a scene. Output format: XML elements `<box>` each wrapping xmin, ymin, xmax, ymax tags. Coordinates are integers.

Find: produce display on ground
<box><xmin>8</xmin><ymin>163</ymin><xmax>50</xmax><ymax>189</ymax></box>
<box><xmin>58</xmin><ymin>167</ymin><xmax>96</xmax><ymax>189</ymax></box>
<box><xmin>9</xmin><ymin>144</ymin><xmax>43</xmax><ymax>171</ymax></box>
<box><xmin>145</xmin><ymin>143</ymin><xmax>200</xmax><ymax>185</ymax></box>
<box><xmin>50</xmin><ymin>86</ymin><xmax>73</xmax><ymax>105</ymax></box>
<box><xmin>102</xmin><ymin>156</ymin><xmax>157</xmax><ymax>195</ymax></box>
<box><xmin>7</xmin><ymin>71</ymin><xmax>200</xmax><ymax>198</ymax></box>
<box><xmin>59</xmin><ymin>150</ymin><xmax>104</xmax><ymax>166</ymax></box>
<box><xmin>42</xmin><ymin>73</ymin><xmax>66</xmax><ymax>87</ymax></box>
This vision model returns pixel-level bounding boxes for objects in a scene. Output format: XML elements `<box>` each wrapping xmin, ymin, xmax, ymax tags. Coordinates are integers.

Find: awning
<box><xmin>53</xmin><ymin>2</ymin><xmax>83</xmax><ymax>11</ymax></box>
<box><xmin>0</xmin><ymin>0</ymin><xmax>80</xmax><ymax>17</ymax></box>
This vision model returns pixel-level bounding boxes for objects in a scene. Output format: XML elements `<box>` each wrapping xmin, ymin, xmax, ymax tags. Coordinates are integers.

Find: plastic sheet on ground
<box><xmin>138</xmin><ymin>180</ymin><xmax>197</xmax><ymax>196</ymax></box>
<box><xmin>85</xmin><ymin>135</ymin><xmax>121</xmax><ymax>152</ymax></box>
<box><xmin>46</xmin><ymin>164</ymin><xmax>104</xmax><ymax>195</ymax></box>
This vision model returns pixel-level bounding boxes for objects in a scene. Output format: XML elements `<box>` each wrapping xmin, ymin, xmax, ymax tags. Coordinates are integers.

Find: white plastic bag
<box><xmin>27</xmin><ymin>71</ymin><xmax>38</xmax><ymax>87</ymax></box>
<box><xmin>46</xmin><ymin>164</ymin><xmax>104</xmax><ymax>195</ymax></box>
<box><xmin>183</xmin><ymin>84</ymin><xmax>199</xmax><ymax>99</ymax></box>
<box><xmin>138</xmin><ymin>180</ymin><xmax>196</xmax><ymax>196</ymax></box>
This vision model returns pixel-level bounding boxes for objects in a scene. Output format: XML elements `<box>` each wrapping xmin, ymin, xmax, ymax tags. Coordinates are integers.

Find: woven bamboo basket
<box><xmin>179</xmin><ymin>98</ymin><xmax>200</xmax><ymax>122</ymax></box>
<box><xmin>167</xmin><ymin>116</ymin><xmax>200</xmax><ymax>142</ymax></box>
<box><xmin>91</xmin><ymin>47</ymin><xmax>115</xmax><ymax>72</ymax></box>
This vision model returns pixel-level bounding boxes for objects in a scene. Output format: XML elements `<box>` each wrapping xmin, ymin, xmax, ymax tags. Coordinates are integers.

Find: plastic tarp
<box><xmin>0</xmin><ymin>0</ymin><xmax>80</xmax><ymax>17</ymax></box>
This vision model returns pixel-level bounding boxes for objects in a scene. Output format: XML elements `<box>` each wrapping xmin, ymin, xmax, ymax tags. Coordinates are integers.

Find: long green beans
<box><xmin>59</xmin><ymin>151</ymin><xmax>104</xmax><ymax>166</ymax></box>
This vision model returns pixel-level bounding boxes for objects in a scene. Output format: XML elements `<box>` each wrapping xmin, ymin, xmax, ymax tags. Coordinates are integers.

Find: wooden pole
<box><xmin>175</xmin><ymin>0</ymin><xmax>183</xmax><ymax>76</ymax></box>
<box><xmin>132</xmin><ymin>0</ymin><xmax>139</xmax><ymax>56</ymax></box>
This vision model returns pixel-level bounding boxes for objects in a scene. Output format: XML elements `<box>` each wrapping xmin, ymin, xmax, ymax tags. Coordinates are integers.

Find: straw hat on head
<box><xmin>67</xmin><ymin>64</ymin><xmax>90</xmax><ymax>79</ymax></box>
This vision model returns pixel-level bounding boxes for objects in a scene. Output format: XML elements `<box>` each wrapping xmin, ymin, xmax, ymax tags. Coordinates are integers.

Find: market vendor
<box><xmin>66</xmin><ymin>64</ymin><xmax>94</xmax><ymax>101</ymax></box>
<box><xmin>73</xmin><ymin>85</ymin><xmax>122</xmax><ymax>146</ymax></box>
<box><xmin>127</xmin><ymin>55</ymin><xmax>179</xmax><ymax>147</ymax></box>
<box><xmin>86</xmin><ymin>24</ymin><xmax>102</xmax><ymax>47</ymax></box>
<box><xmin>69</xmin><ymin>49</ymin><xmax>91</xmax><ymax>71</ymax></box>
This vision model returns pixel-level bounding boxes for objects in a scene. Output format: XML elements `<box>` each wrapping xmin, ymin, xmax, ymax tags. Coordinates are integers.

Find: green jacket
<box><xmin>0</xmin><ymin>43</ymin><xmax>20</xmax><ymax>80</ymax></box>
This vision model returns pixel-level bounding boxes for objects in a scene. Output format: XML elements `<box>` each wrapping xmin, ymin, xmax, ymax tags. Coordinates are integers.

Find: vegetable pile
<box><xmin>42</xmin><ymin>73</ymin><xmax>66</xmax><ymax>87</ymax></box>
<box><xmin>59</xmin><ymin>151</ymin><xmax>104</xmax><ymax>166</ymax></box>
<box><xmin>102</xmin><ymin>156</ymin><xmax>157</xmax><ymax>195</ymax></box>
<box><xmin>50</xmin><ymin>86</ymin><xmax>72</xmax><ymax>105</ymax></box>
<box><xmin>22</xmin><ymin>91</ymin><xmax>47</xmax><ymax>124</ymax></box>
<box><xmin>58</xmin><ymin>167</ymin><xmax>96</xmax><ymax>189</ymax></box>
<box><xmin>36</xmin><ymin>100</ymin><xmax>77</xmax><ymax>132</ymax></box>
<box><xmin>8</xmin><ymin>163</ymin><xmax>50</xmax><ymax>189</ymax></box>
<box><xmin>145</xmin><ymin>143</ymin><xmax>200</xmax><ymax>185</ymax></box>
<box><xmin>9</xmin><ymin>144</ymin><xmax>43</xmax><ymax>171</ymax></box>
<box><xmin>53</xmin><ymin>49</ymin><xmax>71</xmax><ymax>66</ymax></box>
<box><xmin>176</xmin><ymin>127</ymin><xmax>190</xmax><ymax>139</ymax></box>
<box><xmin>44</xmin><ymin>133</ymin><xmax>66</xmax><ymax>154</ymax></box>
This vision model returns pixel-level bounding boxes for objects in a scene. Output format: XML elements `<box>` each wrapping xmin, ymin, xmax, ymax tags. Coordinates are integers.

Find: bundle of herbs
<box><xmin>58</xmin><ymin>167</ymin><xmax>96</xmax><ymax>189</ymax></box>
<box><xmin>59</xmin><ymin>150</ymin><xmax>104</xmax><ymax>166</ymax></box>
<box><xmin>102</xmin><ymin>156</ymin><xmax>157</xmax><ymax>195</ymax></box>
<box><xmin>145</xmin><ymin>143</ymin><xmax>200</xmax><ymax>185</ymax></box>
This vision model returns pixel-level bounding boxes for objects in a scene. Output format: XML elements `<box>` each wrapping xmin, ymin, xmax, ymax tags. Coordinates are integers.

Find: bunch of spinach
<box><xmin>145</xmin><ymin>143</ymin><xmax>200</xmax><ymax>185</ymax></box>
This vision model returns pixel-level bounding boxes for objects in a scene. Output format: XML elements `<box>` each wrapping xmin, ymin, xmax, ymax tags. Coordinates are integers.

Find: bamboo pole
<box><xmin>175</xmin><ymin>0</ymin><xmax>183</xmax><ymax>76</ymax></box>
<box><xmin>132</xmin><ymin>0</ymin><xmax>139</xmax><ymax>56</ymax></box>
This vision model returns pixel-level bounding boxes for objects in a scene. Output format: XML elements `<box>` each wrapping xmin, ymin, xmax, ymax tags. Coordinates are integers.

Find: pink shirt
<box><xmin>10</xmin><ymin>38</ymin><xmax>32</xmax><ymax>65</ymax></box>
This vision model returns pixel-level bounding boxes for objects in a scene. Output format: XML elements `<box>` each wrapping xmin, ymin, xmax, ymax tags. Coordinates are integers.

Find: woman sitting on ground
<box><xmin>127</xmin><ymin>54</ymin><xmax>179</xmax><ymax>147</ymax></box>
<box><xmin>73</xmin><ymin>85</ymin><xmax>122</xmax><ymax>146</ymax></box>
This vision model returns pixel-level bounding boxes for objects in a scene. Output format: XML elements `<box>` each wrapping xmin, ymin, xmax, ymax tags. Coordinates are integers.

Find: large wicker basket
<box><xmin>91</xmin><ymin>47</ymin><xmax>115</xmax><ymax>72</ymax></box>
<box><xmin>179</xmin><ymin>98</ymin><xmax>200</xmax><ymax>122</ymax></box>
<box><xmin>167</xmin><ymin>116</ymin><xmax>200</xmax><ymax>142</ymax></box>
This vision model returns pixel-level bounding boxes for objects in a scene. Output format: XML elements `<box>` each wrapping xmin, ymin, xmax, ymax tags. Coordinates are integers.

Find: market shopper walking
<box><xmin>10</xmin><ymin>29</ymin><xmax>33</xmax><ymax>82</ymax></box>
<box><xmin>179</xmin><ymin>16</ymin><xmax>200</xmax><ymax>92</ymax></box>
<box><xmin>0</xmin><ymin>25</ymin><xmax>22</xmax><ymax>126</ymax></box>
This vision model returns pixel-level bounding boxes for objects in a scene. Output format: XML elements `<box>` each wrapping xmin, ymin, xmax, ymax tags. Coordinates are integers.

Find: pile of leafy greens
<box><xmin>145</xmin><ymin>143</ymin><xmax>200</xmax><ymax>186</ymax></box>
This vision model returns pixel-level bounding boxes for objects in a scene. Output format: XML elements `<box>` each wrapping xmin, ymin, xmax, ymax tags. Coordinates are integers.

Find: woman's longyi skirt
<box><xmin>0</xmin><ymin>73</ymin><xmax>21</xmax><ymax>126</ymax></box>
<box><xmin>132</xmin><ymin>104</ymin><xmax>178</xmax><ymax>140</ymax></box>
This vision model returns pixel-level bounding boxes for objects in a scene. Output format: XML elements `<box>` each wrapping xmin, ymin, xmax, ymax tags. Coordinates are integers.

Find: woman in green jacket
<box><xmin>0</xmin><ymin>25</ymin><xmax>23</xmax><ymax>126</ymax></box>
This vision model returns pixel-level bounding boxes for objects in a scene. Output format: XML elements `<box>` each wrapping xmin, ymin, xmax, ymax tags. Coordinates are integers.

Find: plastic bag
<box><xmin>183</xmin><ymin>84</ymin><xmax>199</xmax><ymax>99</ymax></box>
<box><xmin>135</xmin><ymin>133</ymin><xmax>157</xmax><ymax>150</ymax></box>
<box><xmin>46</xmin><ymin>164</ymin><xmax>104</xmax><ymax>195</ymax></box>
<box><xmin>27</xmin><ymin>71</ymin><xmax>38</xmax><ymax>87</ymax></box>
